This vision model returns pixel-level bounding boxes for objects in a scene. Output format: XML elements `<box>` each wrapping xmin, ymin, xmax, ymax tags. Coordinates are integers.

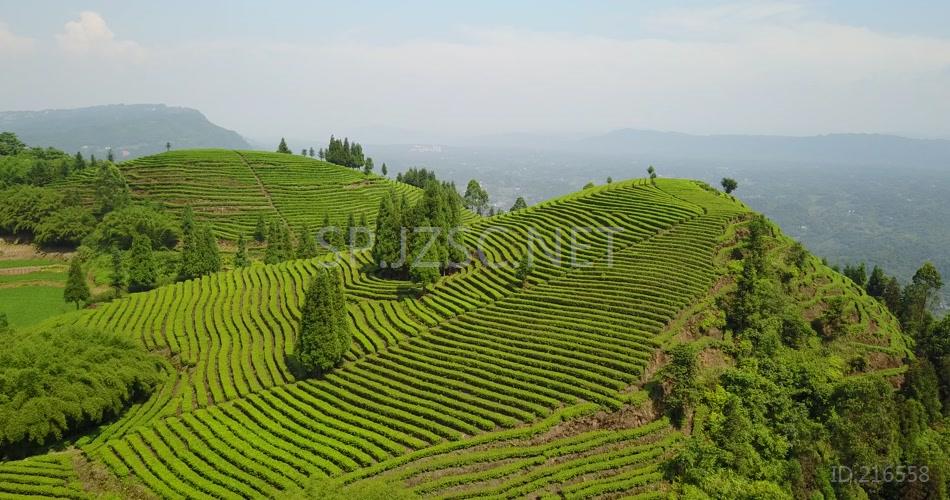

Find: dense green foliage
<box><xmin>371</xmin><ymin>176</ymin><xmax>466</xmax><ymax>289</ymax></box>
<box><xmin>463</xmin><ymin>179</ymin><xmax>490</xmax><ymax>215</ymax></box>
<box><xmin>62</xmin><ymin>256</ymin><xmax>90</xmax><ymax>309</ymax></box>
<box><xmin>395</xmin><ymin>167</ymin><xmax>437</xmax><ymax>188</ymax></box>
<box><xmin>510</xmin><ymin>196</ymin><xmax>527</xmax><ymax>212</ymax></box>
<box><xmin>0</xmin><ymin>326</ymin><xmax>162</xmax><ymax>457</ymax></box>
<box><xmin>127</xmin><ymin>235</ymin><xmax>158</xmax><ymax>292</ymax></box>
<box><xmin>294</xmin><ymin>267</ymin><xmax>351</xmax><ymax>375</ymax></box>
<box><xmin>721</xmin><ymin>177</ymin><xmax>738</xmax><ymax>194</ymax></box>
<box><xmin>667</xmin><ymin>214</ymin><xmax>950</xmax><ymax>499</ymax></box>
<box><xmin>90</xmin><ymin>205</ymin><xmax>180</xmax><ymax>250</ymax></box>
<box><xmin>322</xmin><ymin>136</ymin><xmax>372</xmax><ymax>170</ymax></box>
<box><xmin>179</xmin><ymin>207</ymin><xmax>222</xmax><ymax>280</ymax></box>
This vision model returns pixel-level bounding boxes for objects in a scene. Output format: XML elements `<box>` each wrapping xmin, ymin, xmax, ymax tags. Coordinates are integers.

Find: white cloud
<box><xmin>0</xmin><ymin>21</ymin><xmax>34</xmax><ymax>55</ymax></box>
<box><xmin>56</xmin><ymin>11</ymin><xmax>145</xmax><ymax>61</ymax></box>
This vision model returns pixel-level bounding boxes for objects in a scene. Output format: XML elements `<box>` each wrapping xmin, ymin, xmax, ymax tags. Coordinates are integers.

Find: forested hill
<box><xmin>0</xmin><ymin>104</ymin><xmax>250</xmax><ymax>159</ymax></box>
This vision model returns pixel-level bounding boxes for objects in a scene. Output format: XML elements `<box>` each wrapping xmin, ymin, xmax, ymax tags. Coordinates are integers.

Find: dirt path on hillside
<box><xmin>233</xmin><ymin>150</ymin><xmax>288</xmax><ymax>227</ymax></box>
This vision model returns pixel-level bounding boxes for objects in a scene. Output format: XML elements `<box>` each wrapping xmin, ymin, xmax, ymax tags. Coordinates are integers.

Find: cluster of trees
<box><xmin>0</xmin><ymin>134</ymin><xmax>134</xmax><ymax>249</ymax></box>
<box><xmin>253</xmin><ymin>212</ymin><xmax>371</xmax><ymax>267</ymax></box>
<box><xmin>293</xmin><ymin>267</ymin><xmax>351</xmax><ymax>375</ymax></box>
<box><xmin>664</xmin><ymin>214</ymin><xmax>950</xmax><ymax>498</ymax></box>
<box><xmin>319</xmin><ymin>136</ymin><xmax>373</xmax><ymax>173</ymax></box>
<box><xmin>0</xmin><ymin>325</ymin><xmax>163</xmax><ymax>458</ymax></box>
<box><xmin>178</xmin><ymin>207</ymin><xmax>221</xmax><ymax>280</ymax></box>
<box><xmin>395</xmin><ymin>167</ymin><xmax>437</xmax><ymax>188</ymax></box>
<box><xmin>372</xmin><ymin>178</ymin><xmax>466</xmax><ymax>292</ymax></box>
<box><xmin>0</xmin><ymin>132</ymin><xmax>83</xmax><ymax>187</ymax></box>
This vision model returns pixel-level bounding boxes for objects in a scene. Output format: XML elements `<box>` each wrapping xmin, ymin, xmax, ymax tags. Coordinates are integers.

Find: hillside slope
<box><xmin>3</xmin><ymin>179</ymin><xmax>908</xmax><ymax>499</ymax></box>
<box><xmin>0</xmin><ymin>104</ymin><xmax>250</xmax><ymax>159</ymax></box>
<box><xmin>61</xmin><ymin>149</ymin><xmax>423</xmax><ymax>239</ymax></box>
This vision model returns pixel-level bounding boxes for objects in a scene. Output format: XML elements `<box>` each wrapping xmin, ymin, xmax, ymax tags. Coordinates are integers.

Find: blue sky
<box><xmin>2</xmin><ymin>1</ymin><xmax>950</xmax><ymax>140</ymax></box>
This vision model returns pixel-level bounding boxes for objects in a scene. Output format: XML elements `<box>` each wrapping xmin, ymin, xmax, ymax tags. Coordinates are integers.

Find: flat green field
<box><xmin>0</xmin><ymin>285</ymin><xmax>72</xmax><ymax>327</ymax></box>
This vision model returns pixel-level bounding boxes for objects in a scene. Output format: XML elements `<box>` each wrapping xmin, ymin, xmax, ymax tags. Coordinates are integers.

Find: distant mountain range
<box><xmin>0</xmin><ymin>104</ymin><xmax>250</xmax><ymax>159</ymax></box>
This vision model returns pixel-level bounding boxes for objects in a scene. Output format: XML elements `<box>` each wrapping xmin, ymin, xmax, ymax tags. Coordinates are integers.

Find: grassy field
<box><xmin>3</xmin><ymin>154</ymin><xmax>910</xmax><ymax>499</ymax></box>
<box><xmin>0</xmin><ymin>253</ymin><xmax>72</xmax><ymax>327</ymax></box>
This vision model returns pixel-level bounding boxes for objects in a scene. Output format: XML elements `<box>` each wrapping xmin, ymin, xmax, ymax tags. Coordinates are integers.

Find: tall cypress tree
<box><xmin>197</xmin><ymin>226</ymin><xmax>221</xmax><ymax>274</ymax></box>
<box><xmin>264</xmin><ymin>221</ymin><xmax>281</xmax><ymax>265</ymax></box>
<box><xmin>372</xmin><ymin>191</ymin><xmax>403</xmax><ymax>271</ymax></box>
<box><xmin>254</xmin><ymin>214</ymin><xmax>267</xmax><ymax>242</ymax></box>
<box><xmin>345</xmin><ymin>213</ymin><xmax>356</xmax><ymax>248</ymax></box>
<box><xmin>179</xmin><ymin>208</ymin><xmax>199</xmax><ymax>280</ymax></box>
<box><xmin>295</xmin><ymin>267</ymin><xmax>351</xmax><ymax>374</ymax></box>
<box><xmin>234</xmin><ymin>234</ymin><xmax>250</xmax><ymax>268</ymax></box>
<box><xmin>128</xmin><ymin>235</ymin><xmax>158</xmax><ymax>292</ymax></box>
<box><xmin>297</xmin><ymin>225</ymin><xmax>318</xmax><ymax>259</ymax></box>
<box><xmin>64</xmin><ymin>256</ymin><xmax>91</xmax><ymax>309</ymax></box>
<box><xmin>277</xmin><ymin>137</ymin><xmax>292</xmax><ymax>154</ymax></box>
<box><xmin>409</xmin><ymin>219</ymin><xmax>441</xmax><ymax>293</ymax></box>
<box><xmin>109</xmin><ymin>245</ymin><xmax>125</xmax><ymax>296</ymax></box>
<box><xmin>278</xmin><ymin>223</ymin><xmax>294</xmax><ymax>261</ymax></box>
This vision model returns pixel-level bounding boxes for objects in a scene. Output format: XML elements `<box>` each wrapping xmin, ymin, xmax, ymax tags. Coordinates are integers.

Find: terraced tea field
<box><xmin>18</xmin><ymin>178</ymin><xmax>743</xmax><ymax>497</ymax></box>
<box><xmin>6</xmin><ymin>169</ymin><xmax>906</xmax><ymax>499</ymax></box>
<box><xmin>59</xmin><ymin>150</ymin><xmax>423</xmax><ymax>240</ymax></box>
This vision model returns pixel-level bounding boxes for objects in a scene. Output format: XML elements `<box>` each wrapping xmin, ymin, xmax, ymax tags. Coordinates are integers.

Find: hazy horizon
<box><xmin>3</xmin><ymin>1</ymin><xmax>950</xmax><ymax>141</ymax></box>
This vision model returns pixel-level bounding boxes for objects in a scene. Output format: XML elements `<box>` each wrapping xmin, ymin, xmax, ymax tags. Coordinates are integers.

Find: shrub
<box><xmin>0</xmin><ymin>326</ymin><xmax>164</xmax><ymax>458</ymax></box>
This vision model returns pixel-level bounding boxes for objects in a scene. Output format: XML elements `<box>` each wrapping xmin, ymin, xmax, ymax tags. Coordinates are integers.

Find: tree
<box><xmin>178</xmin><ymin>213</ymin><xmax>200</xmax><ymax>280</ymax></box>
<box><xmin>647</xmin><ymin>165</ymin><xmax>657</xmax><ymax>184</ymax></box>
<box><xmin>295</xmin><ymin>267</ymin><xmax>351</xmax><ymax>374</ymax></box>
<box><xmin>0</xmin><ymin>132</ymin><xmax>26</xmax><ymax>156</ymax></box>
<box><xmin>409</xmin><ymin>220</ymin><xmax>441</xmax><ymax>293</ymax></box>
<box><xmin>301</xmin><ymin>149</ymin><xmax>307</xmax><ymax>156</ymax></box>
<box><xmin>510</xmin><ymin>197</ymin><xmax>528</xmax><ymax>212</ymax></box>
<box><xmin>721</xmin><ymin>177</ymin><xmax>738</xmax><ymax>194</ymax></box>
<box><xmin>107</xmin><ymin>148</ymin><xmax>114</xmax><ymax>162</ymax></box>
<box><xmin>94</xmin><ymin>162</ymin><xmax>130</xmax><ymax>215</ymax></box>
<box><xmin>866</xmin><ymin>265</ymin><xmax>888</xmax><ymax>298</ymax></box>
<box><xmin>660</xmin><ymin>344</ymin><xmax>698</xmax><ymax>426</ymax></box>
<box><xmin>64</xmin><ymin>256</ymin><xmax>90</xmax><ymax>309</ymax></box>
<box><xmin>843</xmin><ymin>262</ymin><xmax>867</xmax><ymax>287</ymax></box>
<box><xmin>583</xmin><ymin>182</ymin><xmax>595</xmax><ymax>190</ymax></box>
<box><xmin>309</xmin><ymin>147</ymin><xmax>315</xmax><ymax>157</ymax></box>
<box><xmin>381</xmin><ymin>163</ymin><xmax>388</xmax><ymax>177</ymax></box>
<box><xmin>254</xmin><ymin>214</ymin><xmax>267</xmax><ymax>242</ymax></box>
<box><xmin>372</xmin><ymin>191</ymin><xmax>403</xmax><ymax>270</ymax></box>
<box><xmin>197</xmin><ymin>226</ymin><xmax>221</xmax><ymax>275</ymax></box>
<box><xmin>514</xmin><ymin>252</ymin><xmax>533</xmax><ymax>288</ymax></box>
<box><xmin>296</xmin><ymin>225</ymin><xmax>318</xmax><ymax>259</ymax></box>
<box><xmin>73</xmin><ymin>151</ymin><xmax>86</xmax><ymax>171</ymax></box>
<box><xmin>33</xmin><ymin>207</ymin><xmax>96</xmax><ymax>247</ymax></box>
<box><xmin>606</xmin><ymin>176</ymin><xmax>613</xmax><ymax>184</ymax></box>
<box><xmin>234</xmin><ymin>234</ymin><xmax>250</xmax><ymax>268</ymax></box>
<box><xmin>165</xmin><ymin>142</ymin><xmax>171</xmax><ymax>152</ymax></box>
<box><xmin>363</xmin><ymin>157</ymin><xmax>374</xmax><ymax>176</ymax></box>
<box><xmin>127</xmin><ymin>235</ymin><xmax>158</xmax><ymax>292</ymax></box>
<box><xmin>883</xmin><ymin>277</ymin><xmax>903</xmax><ymax>314</ymax></box>
<box><xmin>109</xmin><ymin>245</ymin><xmax>125</xmax><ymax>296</ymax></box>
<box><xmin>277</xmin><ymin>137</ymin><xmax>292</xmax><ymax>154</ymax></box>
<box><xmin>463</xmin><ymin>180</ymin><xmax>490</xmax><ymax>215</ymax></box>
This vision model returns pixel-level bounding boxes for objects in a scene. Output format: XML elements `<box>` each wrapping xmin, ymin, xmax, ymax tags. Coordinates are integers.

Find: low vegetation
<box><xmin>0</xmin><ymin>325</ymin><xmax>163</xmax><ymax>458</ymax></box>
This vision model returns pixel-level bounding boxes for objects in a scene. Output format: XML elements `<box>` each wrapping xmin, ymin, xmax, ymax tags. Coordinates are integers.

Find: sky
<box><xmin>2</xmin><ymin>1</ymin><xmax>950</xmax><ymax>140</ymax></box>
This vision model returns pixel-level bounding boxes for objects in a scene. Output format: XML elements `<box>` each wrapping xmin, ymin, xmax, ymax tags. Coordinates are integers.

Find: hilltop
<box><xmin>1</xmin><ymin>176</ymin><xmax>921</xmax><ymax>498</ymax></box>
<box><xmin>60</xmin><ymin>149</ymin><xmax>421</xmax><ymax>240</ymax></box>
<box><xmin>0</xmin><ymin>104</ymin><xmax>250</xmax><ymax>159</ymax></box>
